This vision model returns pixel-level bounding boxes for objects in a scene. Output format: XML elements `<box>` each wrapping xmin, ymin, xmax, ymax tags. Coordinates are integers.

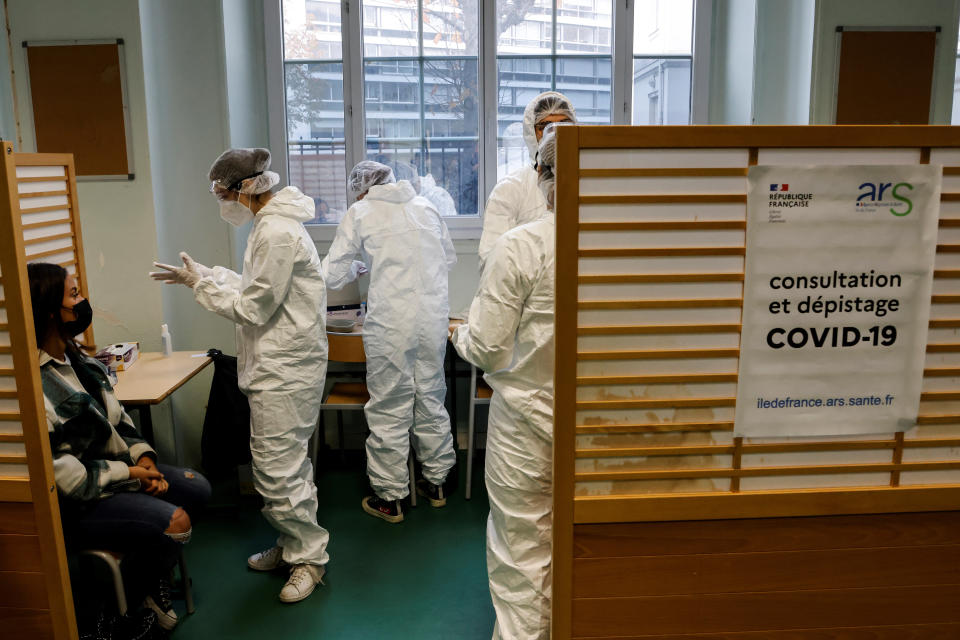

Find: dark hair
<box><xmin>27</xmin><ymin>262</ymin><xmax>93</xmax><ymax>354</ymax></box>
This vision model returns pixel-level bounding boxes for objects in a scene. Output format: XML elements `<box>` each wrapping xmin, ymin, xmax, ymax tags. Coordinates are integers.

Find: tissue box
<box><xmin>327</xmin><ymin>303</ymin><xmax>364</xmax><ymax>323</ymax></box>
<box><xmin>95</xmin><ymin>342</ymin><xmax>140</xmax><ymax>371</ymax></box>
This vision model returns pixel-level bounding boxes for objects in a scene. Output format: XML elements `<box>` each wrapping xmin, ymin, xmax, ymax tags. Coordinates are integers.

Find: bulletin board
<box><xmin>24</xmin><ymin>40</ymin><xmax>133</xmax><ymax>180</ymax></box>
<box><xmin>551</xmin><ymin>125</ymin><xmax>960</xmax><ymax>638</ymax></box>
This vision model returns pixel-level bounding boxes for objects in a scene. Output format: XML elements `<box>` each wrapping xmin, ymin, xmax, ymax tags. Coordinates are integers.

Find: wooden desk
<box><xmin>114</xmin><ymin>351</ymin><xmax>212</xmax><ymax>447</ymax></box>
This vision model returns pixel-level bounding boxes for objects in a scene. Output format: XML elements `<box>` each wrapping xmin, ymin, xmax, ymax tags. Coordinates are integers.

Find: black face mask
<box><xmin>62</xmin><ymin>299</ymin><xmax>93</xmax><ymax>336</ymax></box>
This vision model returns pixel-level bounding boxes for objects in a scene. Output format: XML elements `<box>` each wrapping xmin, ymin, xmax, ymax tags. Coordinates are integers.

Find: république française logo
<box><xmin>856</xmin><ymin>181</ymin><xmax>914</xmax><ymax>216</ymax></box>
<box><xmin>768</xmin><ymin>183</ymin><xmax>813</xmax><ymax>208</ymax></box>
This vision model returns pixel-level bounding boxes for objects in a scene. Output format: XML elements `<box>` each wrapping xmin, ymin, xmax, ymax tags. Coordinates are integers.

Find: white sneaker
<box><xmin>143</xmin><ymin>594</ymin><xmax>178</xmax><ymax>630</ymax></box>
<box><xmin>279</xmin><ymin>564</ymin><xmax>325</xmax><ymax>603</ymax></box>
<box><xmin>247</xmin><ymin>545</ymin><xmax>288</xmax><ymax>571</ymax></box>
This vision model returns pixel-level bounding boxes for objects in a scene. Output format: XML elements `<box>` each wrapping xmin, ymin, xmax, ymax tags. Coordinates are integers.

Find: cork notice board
<box><xmin>24</xmin><ymin>40</ymin><xmax>133</xmax><ymax>179</ymax></box>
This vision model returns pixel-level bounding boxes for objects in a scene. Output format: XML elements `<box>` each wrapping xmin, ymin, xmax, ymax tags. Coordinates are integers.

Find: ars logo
<box><xmin>857</xmin><ymin>181</ymin><xmax>914</xmax><ymax>216</ymax></box>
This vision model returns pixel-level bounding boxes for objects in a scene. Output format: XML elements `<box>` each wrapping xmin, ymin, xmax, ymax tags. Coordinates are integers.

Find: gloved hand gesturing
<box><xmin>149</xmin><ymin>252</ymin><xmax>211</xmax><ymax>288</ymax></box>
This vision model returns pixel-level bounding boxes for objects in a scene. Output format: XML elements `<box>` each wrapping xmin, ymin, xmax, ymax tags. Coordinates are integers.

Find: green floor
<box><xmin>171</xmin><ymin>455</ymin><xmax>494</xmax><ymax>639</ymax></box>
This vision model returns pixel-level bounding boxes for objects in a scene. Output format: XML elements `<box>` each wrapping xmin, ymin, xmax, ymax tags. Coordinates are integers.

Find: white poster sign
<box><xmin>735</xmin><ymin>165</ymin><xmax>941</xmax><ymax>437</ymax></box>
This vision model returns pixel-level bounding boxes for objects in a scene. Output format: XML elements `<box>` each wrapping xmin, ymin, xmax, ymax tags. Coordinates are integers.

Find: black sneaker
<box><xmin>361</xmin><ymin>495</ymin><xmax>404</xmax><ymax>523</ymax></box>
<box><xmin>416</xmin><ymin>479</ymin><xmax>447</xmax><ymax>507</ymax></box>
<box><xmin>142</xmin><ymin>577</ymin><xmax>177</xmax><ymax>630</ymax></box>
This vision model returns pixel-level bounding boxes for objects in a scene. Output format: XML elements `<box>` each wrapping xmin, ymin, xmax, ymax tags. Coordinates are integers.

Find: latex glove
<box><xmin>150</xmin><ymin>252</ymin><xmax>203</xmax><ymax>288</ymax></box>
<box><xmin>181</xmin><ymin>252</ymin><xmax>214</xmax><ymax>278</ymax></box>
<box><xmin>353</xmin><ymin>260</ymin><xmax>369</xmax><ymax>277</ymax></box>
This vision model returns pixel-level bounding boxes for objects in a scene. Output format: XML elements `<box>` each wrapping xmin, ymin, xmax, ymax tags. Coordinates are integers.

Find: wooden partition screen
<box><xmin>0</xmin><ymin>140</ymin><xmax>82</xmax><ymax>640</ymax></box>
<box><xmin>552</xmin><ymin>126</ymin><xmax>960</xmax><ymax>639</ymax></box>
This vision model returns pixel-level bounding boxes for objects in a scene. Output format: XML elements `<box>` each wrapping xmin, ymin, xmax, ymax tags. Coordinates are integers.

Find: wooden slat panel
<box><xmin>16</xmin><ymin>190</ymin><xmax>67</xmax><ymax>199</ymax></box>
<box><xmin>577</xmin><ymin>324</ymin><xmax>741</xmax><ymax>335</ymax></box>
<box><xmin>0</xmin><ymin>535</ymin><xmax>42</xmax><ymax>572</ymax></box>
<box><xmin>0</xmin><ymin>608</ymin><xmax>53</xmax><ymax>640</ymax></box>
<box><xmin>580</xmin><ymin>194</ymin><xmax>747</xmax><ymax>204</ymax></box>
<box><xmin>19</xmin><ymin>218</ymin><xmax>69</xmax><ymax>231</ymax></box>
<box><xmin>579</xmin><ymin>220</ymin><xmax>745</xmax><ymax>231</ymax></box>
<box><xmin>577</xmin><ymin>373</ymin><xmax>739</xmax><ymax>385</ymax></box>
<box><xmin>574</xmin><ymin>487</ymin><xmax>960</xmax><ymax>524</ymax></box>
<box><xmin>578</xmin><ymin>273</ymin><xmax>744</xmax><ymax>284</ymax></box>
<box><xmin>21</xmin><ymin>232</ymin><xmax>72</xmax><ymax>247</ymax></box>
<box><xmin>0</xmin><ymin>480</ymin><xmax>31</xmax><ymax>502</ymax></box>
<box><xmin>576</xmin><ymin>397</ymin><xmax>735</xmax><ymax>410</ymax></box>
<box><xmin>0</xmin><ymin>435</ymin><xmax>24</xmax><ymax>443</ymax></box>
<box><xmin>576</xmin><ymin>124</ymin><xmax>960</xmax><ymax>148</ymax></box>
<box><xmin>579</xmin><ymin>246</ymin><xmax>745</xmax><ymax>257</ymax></box>
<box><xmin>571</xmin><ymin>624</ymin><xmax>960</xmax><ymax>640</ymax></box>
<box><xmin>573</xmin><ymin>545</ymin><xmax>960</xmax><ymax>597</ymax></box>
<box><xmin>573</xmin><ymin>513</ymin><xmax>960</xmax><ymax>558</ymax></box>
<box><xmin>576</xmin><ymin>461</ymin><xmax>960</xmax><ymax>483</ymax></box>
<box><xmin>16</xmin><ymin>176</ymin><xmax>65</xmax><ymax>183</ymax></box>
<box><xmin>576</xmin><ymin>438</ymin><xmax>960</xmax><ymax>458</ymax></box>
<box><xmin>576</xmin><ymin>421</ymin><xmax>735</xmax><ymax>434</ymax></box>
<box><xmin>0</xmin><ymin>503</ymin><xmax>35</xmax><ymax>535</ymax></box>
<box><xmin>571</xmin><ymin>585</ymin><xmax>960</xmax><ymax>637</ymax></box>
<box><xmin>578</xmin><ymin>298</ymin><xmax>743</xmax><ymax>310</ymax></box>
<box><xmin>0</xmin><ymin>571</ymin><xmax>48</xmax><ymax>609</ymax></box>
<box><xmin>579</xmin><ymin>167</ymin><xmax>748</xmax><ymax>177</ymax></box>
<box><xmin>578</xmin><ymin>348</ymin><xmax>739</xmax><ymax>360</ymax></box>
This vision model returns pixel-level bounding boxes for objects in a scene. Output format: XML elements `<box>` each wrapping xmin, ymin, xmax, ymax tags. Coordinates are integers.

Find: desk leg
<box><xmin>136</xmin><ymin>405</ymin><xmax>155</xmax><ymax>446</ymax></box>
<box><xmin>446</xmin><ymin>342</ymin><xmax>459</xmax><ymax>451</ymax></box>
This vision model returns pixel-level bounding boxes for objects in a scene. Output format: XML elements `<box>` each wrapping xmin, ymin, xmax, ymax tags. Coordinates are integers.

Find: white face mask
<box><xmin>219</xmin><ymin>199</ymin><xmax>254</xmax><ymax>226</ymax></box>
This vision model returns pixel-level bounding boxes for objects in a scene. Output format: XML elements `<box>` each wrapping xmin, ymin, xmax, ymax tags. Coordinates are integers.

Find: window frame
<box><xmin>264</xmin><ymin>0</ymin><xmax>712</xmax><ymax>242</ymax></box>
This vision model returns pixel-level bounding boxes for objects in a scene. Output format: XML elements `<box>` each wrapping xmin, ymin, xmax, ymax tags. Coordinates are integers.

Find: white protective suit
<box><xmin>193</xmin><ymin>185</ymin><xmax>330</xmax><ymax>567</ymax></box>
<box><xmin>420</xmin><ymin>174</ymin><xmax>458</xmax><ymax>217</ymax></box>
<box><xmin>323</xmin><ymin>180</ymin><xmax>458</xmax><ymax>500</ymax></box>
<box><xmin>452</xmin><ymin>211</ymin><xmax>556</xmax><ymax>640</ymax></box>
<box><xmin>477</xmin><ymin>91</ymin><xmax>574</xmax><ymax>270</ymax></box>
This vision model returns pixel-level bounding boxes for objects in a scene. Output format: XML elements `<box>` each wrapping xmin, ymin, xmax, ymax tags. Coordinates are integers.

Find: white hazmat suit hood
<box><xmin>478</xmin><ymin>91</ymin><xmax>575</xmax><ymax>269</ymax></box>
<box><xmin>324</xmin><ymin>179</ymin><xmax>457</xmax><ymax>501</ymax></box>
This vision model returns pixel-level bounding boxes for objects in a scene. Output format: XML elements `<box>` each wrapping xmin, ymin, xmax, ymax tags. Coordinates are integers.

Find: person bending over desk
<box><xmin>28</xmin><ymin>262</ymin><xmax>210</xmax><ymax>632</ymax></box>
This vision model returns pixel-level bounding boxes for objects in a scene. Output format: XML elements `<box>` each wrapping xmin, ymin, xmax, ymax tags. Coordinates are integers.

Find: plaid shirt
<box><xmin>40</xmin><ymin>350</ymin><xmax>155</xmax><ymax>502</ymax></box>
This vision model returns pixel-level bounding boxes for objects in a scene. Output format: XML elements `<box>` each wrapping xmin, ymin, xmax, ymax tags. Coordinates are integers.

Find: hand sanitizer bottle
<box><xmin>161</xmin><ymin>324</ymin><xmax>173</xmax><ymax>357</ymax></box>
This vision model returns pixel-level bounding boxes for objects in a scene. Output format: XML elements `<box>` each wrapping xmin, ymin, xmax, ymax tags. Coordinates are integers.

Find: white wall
<box><xmin>810</xmin><ymin>0</ymin><xmax>960</xmax><ymax>124</ymax></box>
<box><xmin>753</xmin><ymin>0</ymin><xmax>815</xmax><ymax>124</ymax></box>
<box><xmin>5</xmin><ymin>0</ymin><xmax>164</xmax><ymax>353</ymax></box>
<box><xmin>708</xmin><ymin>0</ymin><xmax>757</xmax><ymax>124</ymax></box>
<box><xmin>139</xmin><ymin>0</ymin><xmax>245</xmax><ymax>466</ymax></box>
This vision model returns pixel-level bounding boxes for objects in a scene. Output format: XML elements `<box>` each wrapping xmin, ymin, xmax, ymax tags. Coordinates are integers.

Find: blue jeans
<box><xmin>62</xmin><ymin>464</ymin><xmax>211</xmax><ymax>605</ymax></box>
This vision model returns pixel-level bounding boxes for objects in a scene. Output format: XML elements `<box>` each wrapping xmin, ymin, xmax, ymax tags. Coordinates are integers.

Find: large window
<box><xmin>633</xmin><ymin>0</ymin><xmax>693</xmax><ymax>125</ymax></box>
<box><xmin>277</xmin><ymin>0</ymin><xmax>699</xmax><ymax>227</ymax></box>
<box><xmin>496</xmin><ymin>0</ymin><xmax>613</xmax><ymax>179</ymax></box>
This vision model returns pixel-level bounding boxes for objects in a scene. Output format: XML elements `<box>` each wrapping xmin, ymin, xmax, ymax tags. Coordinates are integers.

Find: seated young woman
<box><xmin>28</xmin><ymin>262</ymin><xmax>211</xmax><ymax>631</ymax></box>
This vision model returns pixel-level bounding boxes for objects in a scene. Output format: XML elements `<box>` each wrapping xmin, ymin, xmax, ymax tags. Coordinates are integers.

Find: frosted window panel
<box><xmin>20</xmin><ymin>208</ymin><xmax>70</xmax><ymax>226</ymax></box>
<box><xmin>581</xmin><ymin>148</ymin><xmax>749</xmax><ymax>169</ymax></box>
<box><xmin>577</xmin><ymin>357</ymin><xmax>741</xmax><ymax>377</ymax></box>
<box><xmin>422</xmin><ymin>0</ymin><xmax>478</xmax><ymax>56</ymax></box>
<box><xmin>15</xmin><ymin>165</ymin><xmax>64</xmax><ymax>178</ymax></box>
<box><xmin>578</xmin><ymin>255</ymin><xmax>745</xmax><ymax>274</ymax></box>
<box><xmin>578</xmin><ymin>281</ymin><xmax>743</xmax><ymax>301</ymax></box>
<box><xmin>632</xmin><ymin>57</ymin><xmax>691</xmax><ymax>125</ymax></box>
<box><xmin>22</xmin><ymin>222</ymin><xmax>71</xmax><ymax>242</ymax></box>
<box><xmin>363</xmin><ymin>1</ymin><xmax>418</xmax><ymax>57</ymax></box>
<box><xmin>282</xmin><ymin>0</ymin><xmax>342</xmax><ymax>59</ymax></box>
<box><xmin>579</xmin><ymin>176</ymin><xmax>746</xmax><ymax>195</ymax></box>
<box><xmin>633</xmin><ymin>0</ymin><xmax>693</xmax><ymax>55</ymax></box>
<box><xmin>579</xmin><ymin>203</ymin><xmax>746</xmax><ymax>223</ymax></box>
<box><xmin>496</xmin><ymin>0</ymin><xmax>552</xmax><ymax>55</ymax></box>
<box><xmin>757</xmin><ymin>148</ymin><xmax>922</xmax><ymax>165</ymax></box>
<box><xmin>17</xmin><ymin>180</ymin><xmax>66</xmax><ymax>194</ymax></box>
<box><xmin>19</xmin><ymin>195</ymin><xmax>68</xmax><ymax>210</ymax></box>
<box><xmin>286</xmin><ymin>61</ymin><xmax>347</xmax><ymax>223</ymax></box>
<box><xmin>422</xmin><ymin>58</ymin><xmax>480</xmax><ymax>215</ymax></box>
<box><xmin>555</xmin><ymin>0</ymin><xmax>612</xmax><ymax>55</ymax></box>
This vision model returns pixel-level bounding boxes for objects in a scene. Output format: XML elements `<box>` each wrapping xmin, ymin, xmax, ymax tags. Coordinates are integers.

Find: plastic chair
<box><xmin>312</xmin><ymin>332</ymin><xmax>417</xmax><ymax>506</ymax></box>
<box><xmin>79</xmin><ymin>548</ymin><xmax>195</xmax><ymax>615</ymax></box>
<box><xmin>466</xmin><ymin>364</ymin><xmax>493</xmax><ymax>499</ymax></box>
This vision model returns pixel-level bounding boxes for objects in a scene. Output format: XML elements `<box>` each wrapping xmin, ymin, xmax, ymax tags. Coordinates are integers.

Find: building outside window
<box><xmin>280</xmin><ymin>0</ymin><xmax>697</xmax><ymax>226</ymax></box>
